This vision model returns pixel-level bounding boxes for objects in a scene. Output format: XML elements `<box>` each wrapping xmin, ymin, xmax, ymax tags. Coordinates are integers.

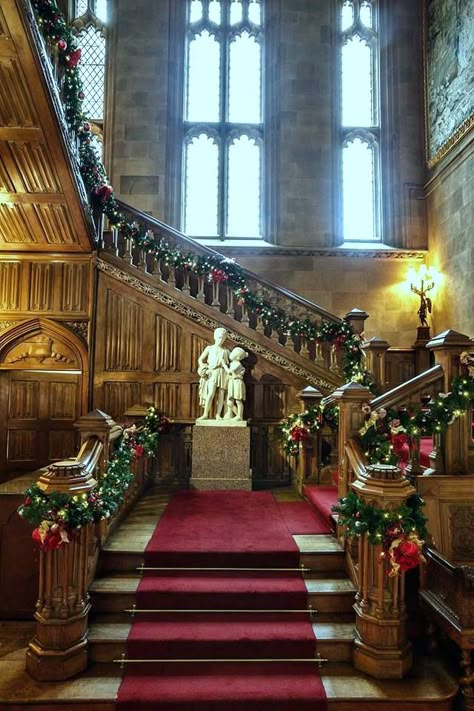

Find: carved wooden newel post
<box><xmin>362</xmin><ymin>337</ymin><xmax>390</xmax><ymax>394</ymax></box>
<box><xmin>27</xmin><ymin>410</ymin><xmax>121</xmax><ymax>681</ymax></box>
<box><xmin>352</xmin><ymin>463</ymin><xmax>415</xmax><ymax>679</ymax></box>
<box><xmin>26</xmin><ymin>461</ymin><xmax>97</xmax><ymax>681</ymax></box>
<box><xmin>328</xmin><ymin>382</ymin><xmax>373</xmax><ymax>503</ymax></box>
<box><xmin>294</xmin><ymin>386</ymin><xmax>323</xmax><ymax>495</ymax></box>
<box><xmin>426</xmin><ymin>330</ymin><xmax>473</xmax><ymax>474</ymax></box>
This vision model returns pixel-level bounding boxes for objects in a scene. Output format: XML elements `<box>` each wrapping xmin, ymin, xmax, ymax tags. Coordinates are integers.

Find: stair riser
<box><xmin>308</xmin><ymin>592</ymin><xmax>354</xmax><ymax>614</ymax></box>
<box><xmin>327</xmin><ymin>700</ymin><xmax>453</xmax><ymax>711</ymax></box>
<box><xmin>100</xmin><ymin>551</ymin><xmax>144</xmax><ymax>573</ymax></box>
<box><xmin>300</xmin><ymin>552</ymin><xmax>345</xmax><ymax>573</ymax></box>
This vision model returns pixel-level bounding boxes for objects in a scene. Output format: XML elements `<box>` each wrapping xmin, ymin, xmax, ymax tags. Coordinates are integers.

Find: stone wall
<box><xmin>426</xmin><ymin>133</ymin><xmax>474</xmax><ymax>338</ymax></box>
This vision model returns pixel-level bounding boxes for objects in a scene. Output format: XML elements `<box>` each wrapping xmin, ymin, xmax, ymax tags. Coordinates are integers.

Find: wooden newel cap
<box><xmin>37</xmin><ymin>460</ymin><xmax>97</xmax><ymax>495</ymax></box>
<box><xmin>365</xmin><ymin>463</ymin><xmax>404</xmax><ymax>481</ymax></box>
<box><xmin>298</xmin><ymin>386</ymin><xmax>323</xmax><ymax>406</ymax></box>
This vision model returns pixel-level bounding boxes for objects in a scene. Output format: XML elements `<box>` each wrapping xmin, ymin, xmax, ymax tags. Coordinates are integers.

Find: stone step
<box><xmin>89</xmin><ymin>572</ymin><xmax>356</xmax><ymax>617</ymax></box>
<box><xmin>294</xmin><ymin>534</ymin><xmax>346</xmax><ymax>573</ymax></box>
<box><xmin>0</xmin><ymin>655</ymin><xmax>456</xmax><ymax>710</ymax></box>
<box><xmin>305</xmin><ymin>578</ymin><xmax>356</xmax><ymax>614</ymax></box>
<box><xmin>88</xmin><ymin>620</ymin><xmax>355</xmax><ymax>664</ymax></box>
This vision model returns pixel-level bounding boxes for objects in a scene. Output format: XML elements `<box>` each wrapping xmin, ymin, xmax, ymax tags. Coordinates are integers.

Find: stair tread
<box><xmin>294</xmin><ymin>534</ymin><xmax>343</xmax><ymax>553</ymax></box>
<box><xmin>305</xmin><ymin>578</ymin><xmax>356</xmax><ymax>594</ymax></box>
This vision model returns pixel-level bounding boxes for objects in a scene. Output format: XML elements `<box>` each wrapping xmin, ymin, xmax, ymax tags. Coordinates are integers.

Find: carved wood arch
<box><xmin>0</xmin><ymin>318</ymin><xmax>89</xmax><ymax>413</ymax></box>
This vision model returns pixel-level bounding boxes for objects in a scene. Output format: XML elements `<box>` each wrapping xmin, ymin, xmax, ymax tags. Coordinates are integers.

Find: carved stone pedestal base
<box><xmin>26</xmin><ymin>608</ymin><xmax>89</xmax><ymax>681</ymax></box>
<box><xmin>191</xmin><ymin>423</ymin><xmax>251</xmax><ymax>490</ymax></box>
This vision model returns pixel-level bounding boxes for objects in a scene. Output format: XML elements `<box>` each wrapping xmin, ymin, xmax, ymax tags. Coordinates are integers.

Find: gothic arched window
<box><xmin>72</xmin><ymin>0</ymin><xmax>107</xmax><ymax>135</ymax></box>
<box><xmin>183</xmin><ymin>0</ymin><xmax>263</xmax><ymax>240</ymax></box>
<box><xmin>340</xmin><ymin>0</ymin><xmax>381</xmax><ymax>242</ymax></box>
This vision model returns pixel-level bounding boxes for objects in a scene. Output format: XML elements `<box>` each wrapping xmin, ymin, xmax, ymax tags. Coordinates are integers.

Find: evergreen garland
<box><xmin>332</xmin><ymin>490</ymin><xmax>427</xmax><ymax>545</ymax></box>
<box><xmin>279</xmin><ymin>404</ymin><xmax>339</xmax><ymax>456</ymax></box>
<box><xmin>18</xmin><ymin>408</ymin><xmax>167</xmax><ymax>550</ymax></box>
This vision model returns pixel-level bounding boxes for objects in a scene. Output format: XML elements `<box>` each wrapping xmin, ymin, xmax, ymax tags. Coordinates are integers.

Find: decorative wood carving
<box><xmin>4</xmin><ymin>334</ymin><xmax>76</xmax><ymax>365</ymax></box>
<box><xmin>9</xmin><ymin>378</ymin><xmax>39</xmax><ymax>418</ymax></box>
<box><xmin>62</xmin><ymin>263</ymin><xmax>89</xmax><ymax>312</ymax></box>
<box><xmin>154</xmin><ymin>382</ymin><xmax>181</xmax><ymax>418</ymax></box>
<box><xmin>64</xmin><ymin>321</ymin><xmax>88</xmax><ymax>344</ymax></box>
<box><xmin>33</xmin><ymin>203</ymin><xmax>78</xmax><ymax>245</ymax></box>
<box><xmin>29</xmin><ymin>262</ymin><xmax>53</xmax><ymax>311</ymax></box>
<box><xmin>0</xmin><ymin>261</ymin><xmax>21</xmax><ymax>309</ymax></box>
<box><xmin>0</xmin><ymin>57</ymin><xmax>37</xmax><ymax>127</ymax></box>
<box><xmin>449</xmin><ymin>505</ymin><xmax>474</xmax><ymax>561</ymax></box>
<box><xmin>7</xmin><ymin>141</ymin><xmax>59</xmax><ymax>192</ymax></box>
<box><xmin>104</xmin><ymin>381</ymin><xmax>142</xmax><ymax>418</ymax></box>
<box><xmin>155</xmin><ymin>314</ymin><xmax>182</xmax><ymax>372</ymax></box>
<box><xmin>0</xmin><ymin>202</ymin><xmax>35</xmax><ymax>244</ymax></box>
<box><xmin>105</xmin><ymin>290</ymin><xmax>143</xmax><ymax>371</ymax></box>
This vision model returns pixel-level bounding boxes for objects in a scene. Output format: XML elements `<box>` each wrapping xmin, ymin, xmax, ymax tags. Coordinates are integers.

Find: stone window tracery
<box><xmin>183</xmin><ymin>0</ymin><xmax>263</xmax><ymax>240</ymax></box>
<box><xmin>340</xmin><ymin>0</ymin><xmax>381</xmax><ymax>243</ymax></box>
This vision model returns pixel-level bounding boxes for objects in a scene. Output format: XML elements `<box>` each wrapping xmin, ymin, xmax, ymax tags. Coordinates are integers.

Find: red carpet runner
<box><xmin>117</xmin><ymin>490</ymin><xmax>328</xmax><ymax>710</ymax></box>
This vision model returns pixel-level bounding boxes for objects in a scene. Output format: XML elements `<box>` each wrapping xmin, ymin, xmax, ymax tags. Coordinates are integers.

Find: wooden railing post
<box><xmin>26</xmin><ymin>460</ymin><xmax>97</xmax><ymax>681</ymax></box>
<box><xmin>328</xmin><ymin>382</ymin><xmax>373</xmax><ymax>504</ymax></box>
<box><xmin>294</xmin><ymin>386</ymin><xmax>323</xmax><ymax>495</ymax></box>
<box><xmin>426</xmin><ymin>329</ymin><xmax>473</xmax><ymax>474</ymax></box>
<box><xmin>74</xmin><ymin>408</ymin><xmax>122</xmax><ymax>476</ymax></box>
<box><xmin>345</xmin><ymin>308</ymin><xmax>369</xmax><ymax>337</ymax></box>
<box><xmin>352</xmin><ymin>463</ymin><xmax>416</xmax><ymax>679</ymax></box>
<box><xmin>362</xmin><ymin>337</ymin><xmax>390</xmax><ymax>393</ymax></box>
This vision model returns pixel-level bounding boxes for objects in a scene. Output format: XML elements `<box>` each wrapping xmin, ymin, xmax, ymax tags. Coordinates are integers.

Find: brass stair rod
<box><xmin>115</xmin><ymin>654</ymin><xmax>329</xmax><ymax>668</ymax></box>
<box><xmin>125</xmin><ymin>605</ymin><xmax>317</xmax><ymax>615</ymax></box>
<box><xmin>138</xmin><ymin>565</ymin><xmax>311</xmax><ymax>573</ymax></box>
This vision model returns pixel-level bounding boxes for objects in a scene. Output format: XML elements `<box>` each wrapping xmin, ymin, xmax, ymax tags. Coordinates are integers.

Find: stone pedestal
<box><xmin>191</xmin><ymin>423</ymin><xmax>251</xmax><ymax>490</ymax></box>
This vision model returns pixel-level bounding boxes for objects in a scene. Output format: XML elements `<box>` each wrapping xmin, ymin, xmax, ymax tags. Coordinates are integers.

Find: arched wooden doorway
<box><xmin>0</xmin><ymin>319</ymin><xmax>88</xmax><ymax>481</ymax></box>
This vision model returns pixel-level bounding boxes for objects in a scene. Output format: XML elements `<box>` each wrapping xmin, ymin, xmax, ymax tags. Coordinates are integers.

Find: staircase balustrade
<box><xmin>97</xmin><ymin>201</ymin><xmax>350</xmax><ymax>379</ymax></box>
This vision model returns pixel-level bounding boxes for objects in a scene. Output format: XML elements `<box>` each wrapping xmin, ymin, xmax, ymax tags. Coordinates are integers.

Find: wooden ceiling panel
<box><xmin>0</xmin><ymin>1</ymin><xmax>94</xmax><ymax>252</ymax></box>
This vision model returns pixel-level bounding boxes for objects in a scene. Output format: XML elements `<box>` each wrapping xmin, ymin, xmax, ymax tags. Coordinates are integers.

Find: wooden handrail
<box><xmin>370</xmin><ymin>364</ymin><xmax>444</xmax><ymax>410</ymax></box>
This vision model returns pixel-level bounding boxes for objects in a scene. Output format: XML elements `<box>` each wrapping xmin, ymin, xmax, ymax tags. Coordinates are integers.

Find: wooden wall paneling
<box><xmin>0</xmin><ymin>260</ymin><xmax>21</xmax><ymax>310</ymax></box>
<box><xmin>104</xmin><ymin>381</ymin><xmax>142</xmax><ymax>420</ymax></box>
<box><xmin>105</xmin><ymin>289</ymin><xmax>143</xmax><ymax>371</ymax></box>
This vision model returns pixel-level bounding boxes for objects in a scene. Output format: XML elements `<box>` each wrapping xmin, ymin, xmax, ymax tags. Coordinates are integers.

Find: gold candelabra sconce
<box><xmin>408</xmin><ymin>265</ymin><xmax>435</xmax><ymax>327</ymax></box>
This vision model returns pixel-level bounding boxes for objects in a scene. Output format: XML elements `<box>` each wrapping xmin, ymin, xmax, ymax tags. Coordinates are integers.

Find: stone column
<box><xmin>426</xmin><ymin>329</ymin><xmax>474</xmax><ymax>474</ymax></box>
<box><xmin>362</xmin><ymin>337</ymin><xmax>390</xmax><ymax>393</ymax></box>
<box><xmin>352</xmin><ymin>463</ymin><xmax>415</xmax><ymax>679</ymax></box>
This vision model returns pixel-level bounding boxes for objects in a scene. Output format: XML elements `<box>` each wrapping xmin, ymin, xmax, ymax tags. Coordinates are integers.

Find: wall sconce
<box><xmin>408</xmin><ymin>265</ymin><xmax>434</xmax><ymax>327</ymax></box>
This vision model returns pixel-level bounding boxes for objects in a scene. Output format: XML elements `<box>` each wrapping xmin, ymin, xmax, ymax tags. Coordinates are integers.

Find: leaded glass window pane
<box><xmin>248</xmin><ymin>0</ymin><xmax>261</xmax><ymax>26</ymax></box>
<box><xmin>185</xmin><ymin>135</ymin><xmax>219</xmax><ymax>236</ymax></box>
<box><xmin>230</xmin><ymin>0</ymin><xmax>242</xmax><ymax>25</ymax></box>
<box><xmin>228</xmin><ymin>32</ymin><xmax>261</xmax><ymax>123</ymax></box>
<box><xmin>343</xmin><ymin>137</ymin><xmax>376</xmax><ymax>241</ymax></box>
<box><xmin>360</xmin><ymin>2</ymin><xmax>373</xmax><ymax>28</ymax></box>
<box><xmin>95</xmin><ymin>0</ymin><xmax>107</xmax><ymax>22</ymax></box>
<box><xmin>77</xmin><ymin>25</ymin><xmax>106</xmax><ymax>121</ymax></box>
<box><xmin>190</xmin><ymin>0</ymin><xmax>203</xmax><ymax>23</ymax></box>
<box><xmin>76</xmin><ymin>0</ymin><xmax>88</xmax><ymax>16</ymax></box>
<box><xmin>227</xmin><ymin>135</ymin><xmax>261</xmax><ymax>237</ymax></box>
<box><xmin>342</xmin><ymin>36</ymin><xmax>374</xmax><ymax>127</ymax></box>
<box><xmin>341</xmin><ymin>1</ymin><xmax>353</xmax><ymax>31</ymax></box>
<box><xmin>209</xmin><ymin>0</ymin><xmax>222</xmax><ymax>24</ymax></box>
<box><xmin>186</xmin><ymin>30</ymin><xmax>221</xmax><ymax>122</ymax></box>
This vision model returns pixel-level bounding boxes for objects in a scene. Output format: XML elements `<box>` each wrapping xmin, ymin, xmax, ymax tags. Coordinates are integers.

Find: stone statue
<box><xmin>225</xmin><ymin>347</ymin><xmax>248</xmax><ymax>421</ymax></box>
<box><xmin>197</xmin><ymin>327</ymin><xmax>230</xmax><ymax>420</ymax></box>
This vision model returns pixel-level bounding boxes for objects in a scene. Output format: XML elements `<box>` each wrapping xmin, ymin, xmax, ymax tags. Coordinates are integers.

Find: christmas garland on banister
<box><xmin>31</xmin><ymin>0</ymin><xmax>373</xmax><ymax>387</ymax></box>
<box><xmin>279</xmin><ymin>404</ymin><xmax>339</xmax><ymax>456</ymax></box>
<box><xmin>358</xmin><ymin>370</ymin><xmax>474</xmax><ymax>466</ymax></box>
<box><xmin>332</xmin><ymin>490</ymin><xmax>427</xmax><ymax>577</ymax></box>
<box><xmin>18</xmin><ymin>408</ymin><xmax>168</xmax><ymax>552</ymax></box>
